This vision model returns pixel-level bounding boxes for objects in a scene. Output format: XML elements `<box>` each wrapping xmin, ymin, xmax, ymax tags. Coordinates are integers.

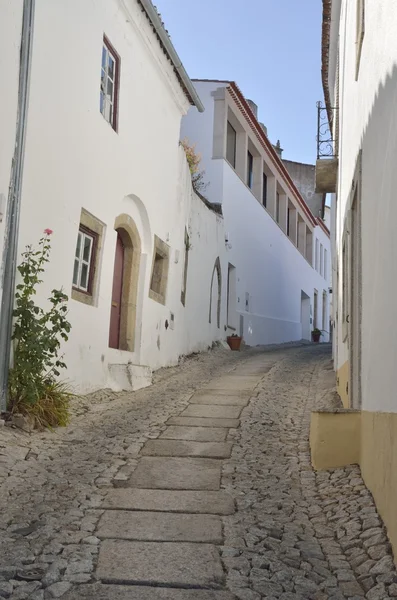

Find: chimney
<box><xmin>273</xmin><ymin>139</ymin><xmax>283</xmax><ymax>159</ymax></box>
<box><xmin>259</xmin><ymin>122</ymin><xmax>268</xmax><ymax>136</ymax></box>
<box><xmin>246</xmin><ymin>99</ymin><xmax>258</xmax><ymax>119</ymax></box>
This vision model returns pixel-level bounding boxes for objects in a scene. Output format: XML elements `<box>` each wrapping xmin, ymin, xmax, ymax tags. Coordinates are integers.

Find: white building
<box><xmin>0</xmin><ymin>0</ymin><xmax>227</xmax><ymax>394</ymax></box>
<box><xmin>182</xmin><ymin>80</ymin><xmax>331</xmax><ymax>346</ymax></box>
<box><xmin>311</xmin><ymin>0</ymin><xmax>397</xmax><ymax>558</ymax></box>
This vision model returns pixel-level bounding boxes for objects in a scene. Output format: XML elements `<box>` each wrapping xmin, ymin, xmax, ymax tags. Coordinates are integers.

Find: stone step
<box><xmin>160</xmin><ymin>426</ymin><xmax>227</xmax><ymax>442</ymax></box>
<box><xmin>103</xmin><ymin>489</ymin><xmax>235</xmax><ymax>515</ymax></box>
<box><xmin>97</xmin><ymin>510</ymin><xmax>223</xmax><ymax>543</ymax></box>
<box><xmin>96</xmin><ymin>540</ymin><xmax>225</xmax><ymax>588</ymax></box>
<box><xmin>63</xmin><ymin>584</ymin><xmax>236</xmax><ymax>599</ymax></box>
<box><xmin>128</xmin><ymin>457</ymin><xmax>222</xmax><ymax>490</ymax></box>
<box><xmin>189</xmin><ymin>394</ymin><xmax>249</xmax><ymax>406</ymax></box>
<box><xmin>140</xmin><ymin>440</ymin><xmax>233</xmax><ymax>459</ymax></box>
<box><xmin>167</xmin><ymin>416</ymin><xmax>240</xmax><ymax>428</ymax></box>
<box><xmin>180</xmin><ymin>405</ymin><xmax>243</xmax><ymax>419</ymax></box>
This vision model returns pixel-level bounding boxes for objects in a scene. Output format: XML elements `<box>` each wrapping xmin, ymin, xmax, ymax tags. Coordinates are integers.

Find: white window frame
<box><xmin>320</xmin><ymin>244</ymin><xmax>324</xmax><ymax>276</ymax></box>
<box><xmin>73</xmin><ymin>230</ymin><xmax>94</xmax><ymax>292</ymax></box>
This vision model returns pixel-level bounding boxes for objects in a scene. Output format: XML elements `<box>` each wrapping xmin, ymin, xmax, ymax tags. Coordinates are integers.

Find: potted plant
<box><xmin>312</xmin><ymin>328</ymin><xmax>322</xmax><ymax>343</ymax></box>
<box><xmin>227</xmin><ymin>333</ymin><xmax>242</xmax><ymax>351</ymax></box>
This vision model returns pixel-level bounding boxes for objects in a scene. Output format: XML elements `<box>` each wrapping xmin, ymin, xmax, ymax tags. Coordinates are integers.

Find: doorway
<box><xmin>350</xmin><ymin>187</ymin><xmax>362</xmax><ymax>408</ymax></box>
<box><xmin>108</xmin><ymin>215</ymin><xmax>142</xmax><ymax>352</ymax></box>
<box><xmin>227</xmin><ymin>263</ymin><xmax>236</xmax><ymax>330</ymax></box>
<box><xmin>109</xmin><ymin>233</ymin><xmax>125</xmax><ymax>349</ymax></box>
<box><xmin>301</xmin><ymin>290</ymin><xmax>311</xmax><ymax>340</ymax></box>
<box><xmin>313</xmin><ymin>289</ymin><xmax>318</xmax><ymax>329</ymax></box>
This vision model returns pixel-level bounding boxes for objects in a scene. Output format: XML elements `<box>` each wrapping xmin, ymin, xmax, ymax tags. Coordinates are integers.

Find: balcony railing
<box><xmin>316</xmin><ymin>101</ymin><xmax>338</xmax><ymax>159</ymax></box>
<box><xmin>315</xmin><ymin>101</ymin><xmax>339</xmax><ymax>193</ymax></box>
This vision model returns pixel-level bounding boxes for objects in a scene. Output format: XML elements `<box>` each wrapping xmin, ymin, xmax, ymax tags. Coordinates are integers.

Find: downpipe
<box><xmin>0</xmin><ymin>0</ymin><xmax>36</xmax><ymax>412</ymax></box>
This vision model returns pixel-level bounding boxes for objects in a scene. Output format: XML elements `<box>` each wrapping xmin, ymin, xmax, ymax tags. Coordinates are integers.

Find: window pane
<box><xmin>100</xmin><ymin>91</ymin><xmax>105</xmax><ymax>114</ymax></box>
<box><xmin>75</xmin><ymin>232</ymin><xmax>82</xmax><ymax>259</ymax></box>
<box><xmin>100</xmin><ymin>69</ymin><xmax>106</xmax><ymax>92</ymax></box>
<box><xmin>73</xmin><ymin>259</ymin><xmax>79</xmax><ymax>286</ymax></box>
<box><xmin>102</xmin><ymin>46</ymin><xmax>107</xmax><ymax>69</ymax></box>
<box><xmin>107</xmin><ymin>79</ymin><xmax>113</xmax><ymax>100</ymax></box>
<box><xmin>80</xmin><ymin>263</ymin><xmax>89</xmax><ymax>290</ymax></box>
<box><xmin>83</xmin><ymin>235</ymin><xmax>92</xmax><ymax>262</ymax></box>
<box><xmin>226</xmin><ymin>121</ymin><xmax>236</xmax><ymax>168</ymax></box>
<box><xmin>108</xmin><ymin>55</ymin><xmax>115</xmax><ymax>80</ymax></box>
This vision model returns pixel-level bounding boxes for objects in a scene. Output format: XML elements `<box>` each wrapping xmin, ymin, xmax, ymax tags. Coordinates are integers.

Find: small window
<box><xmin>247</xmin><ymin>151</ymin><xmax>253</xmax><ymax>188</ymax></box>
<box><xmin>315</xmin><ymin>239</ymin><xmax>320</xmax><ymax>271</ymax></box>
<box><xmin>276</xmin><ymin>192</ymin><xmax>280</xmax><ymax>223</ymax></box>
<box><xmin>262</xmin><ymin>172</ymin><xmax>267</xmax><ymax>207</ymax></box>
<box><xmin>226</xmin><ymin>121</ymin><xmax>236</xmax><ymax>168</ymax></box>
<box><xmin>287</xmin><ymin>207</ymin><xmax>290</xmax><ymax>236</ymax></box>
<box><xmin>100</xmin><ymin>36</ymin><xmax>120</xmax><ymax>130</ymax></box>
<box><xmin>324</xmin><ymin>248</ymin><xmax>328</xmax><ymax>280</ymax></box>
<box><xmin>73</xmin><ymin>227</ymin><xmax>97</xmax><ymax>294</ymax></box>
<box><xmin>149</xmin><ymin>235</ymin><xmax>170</xmax><ymax>305</ymax></box>
<box><xmin>181</xmin><ymin>229</ymin><xmax>190</xmax><ymax>306</ymax></box>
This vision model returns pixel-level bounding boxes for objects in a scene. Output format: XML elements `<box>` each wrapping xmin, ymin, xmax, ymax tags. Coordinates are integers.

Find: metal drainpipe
<box><xmin>0</xmin><ymin>0</ymin><xmax>36</xmax><ymax>413</ymax></box>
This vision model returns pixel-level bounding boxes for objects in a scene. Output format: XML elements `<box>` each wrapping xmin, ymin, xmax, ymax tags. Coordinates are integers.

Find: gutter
<box><xmin>138</xmin><ymin>0</ymin><xmax>204</xmax><ymax>113</ymax></box>
<box><xmin>321</xmin><ymin>0</ymin><xmax>333</xmax><ymax>126</ymax></box>
<box><xmin>0</xmin><ymin>0</ymin><xmax>35</xmax><ymax>412</ymax></box>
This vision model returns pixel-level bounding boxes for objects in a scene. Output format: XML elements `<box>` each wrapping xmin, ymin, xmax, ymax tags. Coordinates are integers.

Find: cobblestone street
<box><xmin>0</xmin><ymin>344</ymin><xmax>396</xmax><ymax>600</ymax></box>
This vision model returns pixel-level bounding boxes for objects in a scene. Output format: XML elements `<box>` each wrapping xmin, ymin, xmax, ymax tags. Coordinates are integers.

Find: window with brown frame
<box><xmin>100</xmin><ymin>36</ymin><xmax>120</xmax><ymax>131</ymax></box>
<box><xmin>73</xmin><ymin>226</ymin><xmax>98</xmax><ymax>295</ymax></box>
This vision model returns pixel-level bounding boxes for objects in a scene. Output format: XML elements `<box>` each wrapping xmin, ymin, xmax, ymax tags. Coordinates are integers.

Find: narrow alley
<box><xmin>0</xmin><ymin>345</ymin><xmax>395</xmax><ymax>600</ymax></box>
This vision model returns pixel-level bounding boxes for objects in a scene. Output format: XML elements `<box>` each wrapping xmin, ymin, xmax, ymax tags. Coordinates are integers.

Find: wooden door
<box><xmin>109</xmin><ymin>233</ymin><xmax>124</xmax><ymax>349</ymax></box>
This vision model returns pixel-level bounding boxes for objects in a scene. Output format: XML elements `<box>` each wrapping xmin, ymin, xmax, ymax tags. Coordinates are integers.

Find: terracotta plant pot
<box><xmin>312</xmin><ymin>332</ymin><xmax>321</xmax><ymax>343</ymax></box>
<box><xmin>227</xmin><ymin>336</ymin><xmax>242</xmax><ymax>351</ymax></box>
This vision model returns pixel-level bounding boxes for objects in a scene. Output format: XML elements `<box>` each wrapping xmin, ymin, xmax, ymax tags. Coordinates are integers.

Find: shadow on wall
<box><xmin>331</xmin><ymin>62</ymin><xmax>397</xmax><ymax>559</ymax></box>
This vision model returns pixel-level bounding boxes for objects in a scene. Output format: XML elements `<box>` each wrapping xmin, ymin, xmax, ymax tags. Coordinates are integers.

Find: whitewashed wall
<box><xmin>331</xmin><ymin>0</ymin><xmax>397</xmax><ymax>412</ymax></box>
<box><xmin>0</xmin><ymin>0</ymin><xmax>226</xmax><ymax>393</ymax></box>
<box><xmin>182</xmin><ymin>81</ymin><xmax>331</xmax><ymax>347</ymax></box>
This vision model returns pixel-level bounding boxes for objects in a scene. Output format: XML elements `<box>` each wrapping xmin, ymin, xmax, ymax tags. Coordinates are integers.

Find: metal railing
<box><xmin>316</xmin><ymin>101</ymin><xmax>338</xmax><ymax>160</ymax></box>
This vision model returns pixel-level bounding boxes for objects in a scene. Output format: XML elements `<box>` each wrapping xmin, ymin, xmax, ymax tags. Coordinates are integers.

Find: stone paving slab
<box><xmin>191</xmin><ymin>388</ymin><xmax>251</xmax><ymax>397</ymax></box>
<box><xmin>189</xmin><ymin>394</ymin><xmax>249</xmax><ymax>406</ymax></box>
<box><xmin>180</xmin><ymin>405</ymin><xmax>243</xmax><ymax>419</ymax></box>
<box><xmin>202</xmin><ymin>375</ymin><xmax>261</xmax><ymax>391</ymax></box>
<box><xmin>129</xmin><ymin>457</ymin><xmax>221</xmax><ymax>490</ymax></box>
<box><xmin>167</xmin><ymin>416</ymin><xmax>240</xmax><ymax>428</ymax></box>
<box><xmin>97</xmin><ymin>510</ymin><xmax>223</xmax><ymax>543</ymax></box>
<box><xmin>63</xmin><ymin>585</ymin><xmax>236</xmax><ymax>599</ymax></box>
<box><xmin>96</xmin><ymin>540</ymin><xmax>225</xmax><ymax>588</ymax></box>
<box><xmin>140</xmin><ymin>440</ymin><xmax>233</xmax><ymax>458</ymax></box>
<box><xmin>103</xmin><ymin>488</ymin><xmax>235</xmax><ymax>514</ymax></box>
<box><xmin>160</xmin><ymin>426</ymin><xmax>227</xmax><ymax>442</ymax></box>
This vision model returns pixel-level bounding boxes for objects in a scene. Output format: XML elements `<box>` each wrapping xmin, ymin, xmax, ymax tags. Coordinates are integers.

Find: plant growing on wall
<box><xmin>8</xmin><ymin>229</ymin><xmax>73</xmax><ymax>427</ymax></box>
<box><xmin>181</xmin><ymin>138</ymin><xmax>208</xmax><ymax>196</ymax></box>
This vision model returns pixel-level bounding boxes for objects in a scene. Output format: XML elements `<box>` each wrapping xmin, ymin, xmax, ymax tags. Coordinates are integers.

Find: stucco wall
<box><xmin>1</xmin><ymin>0</ymin><xmax>226</xmax><ymax>393</ymax></box>
<box><xmin>182</xmin><ymin>81</ymin><xmax>331</xmax><ymax>346</ymax></box>
<box><xmin>332</xmin><ymin>0</ymin><xmax>397</xmax><ymax>413</ymax></box>
<box><xmin>283</xmin><ymin>160</ymin><xmax>324</xmax><ymax>219</ymax></box>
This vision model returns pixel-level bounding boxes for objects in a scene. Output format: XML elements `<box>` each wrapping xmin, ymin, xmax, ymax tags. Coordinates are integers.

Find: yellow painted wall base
<box><xmin>310</xmin><ymin>410</ymin><xmax>361</xmax><ymax>470</ymax></box>
<box><xmin>310</xmin><ymin>408</ymin><xmax>397</xmax><ymax>564</ymax></box>
<box><xmin>337</xmin><ymin>360</ymin><xmax>350</xmax><ymax>408</ymax></box>
<box><xmin>361</xmin><ymin>411</ymin><xmax>397</xmax><ymax>559</ymax></box>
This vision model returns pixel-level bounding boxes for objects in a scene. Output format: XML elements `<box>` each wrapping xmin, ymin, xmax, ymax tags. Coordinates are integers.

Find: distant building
<box><xmin>182</xmin><ymin>80</ymin><xmax>331</xmax><ymax>346</ymax></box>
<box><xmin>284</xmin><ymin>160</ymin><xmax>326</xmax><ymax>220</ymax></box>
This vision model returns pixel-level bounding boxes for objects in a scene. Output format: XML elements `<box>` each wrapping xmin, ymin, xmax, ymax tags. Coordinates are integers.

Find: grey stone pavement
<box><xmin>0</xmin><ymin>344</ymin><xmax>396</xmax><ymax>599</ymax></box>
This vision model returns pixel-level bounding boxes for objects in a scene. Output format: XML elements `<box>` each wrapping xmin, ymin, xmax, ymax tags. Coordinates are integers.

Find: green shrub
<box><xmin>8</xmin><ymin>230</ymin><xmax>73</xmax><ymax>427</ymax></box>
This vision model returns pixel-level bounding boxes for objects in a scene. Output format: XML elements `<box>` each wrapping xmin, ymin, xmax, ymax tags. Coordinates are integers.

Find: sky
<box><xmin>155</xmin><ymin>0</ymin><xmax>324</xmax><ymax>165</ymax></box>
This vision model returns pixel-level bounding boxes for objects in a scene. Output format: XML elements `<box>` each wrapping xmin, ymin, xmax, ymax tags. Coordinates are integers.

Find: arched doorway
<box><xmin>108</xmin><ymin>215</ymin><xmax>142</xmax><ymax>351</ymax></box>
<box><xmin>209</xmin><ymin>257</ymin><xmax>222</xmax><ymax>328</ymax></box>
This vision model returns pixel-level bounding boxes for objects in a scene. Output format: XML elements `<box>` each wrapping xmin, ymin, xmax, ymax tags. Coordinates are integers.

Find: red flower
<box><xmin>43</xmin><ymin>228</ymin><xmax>53</xmax><ymax>235</ymax></box>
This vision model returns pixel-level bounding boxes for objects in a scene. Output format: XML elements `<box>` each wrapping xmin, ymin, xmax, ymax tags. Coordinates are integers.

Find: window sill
<box><xmin>72</xmin><ymin>288</ymin><xmax>95</xmax><ymax>307</ymax></box>
<box><xmin>149</xmin><ymin>288</ymin><xmax>166</xmax><ymax>305</ymax></box>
